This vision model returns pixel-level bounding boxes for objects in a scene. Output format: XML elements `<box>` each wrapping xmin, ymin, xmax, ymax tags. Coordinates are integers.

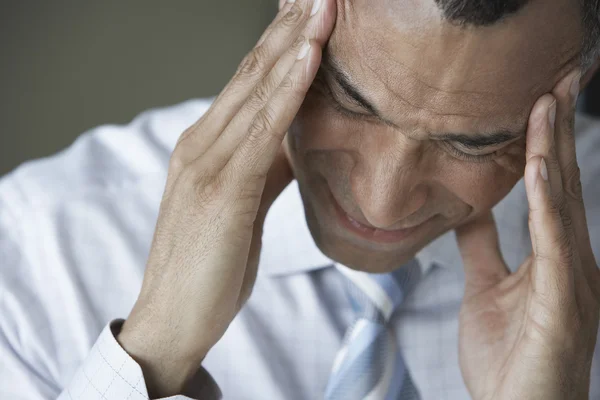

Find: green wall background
<box><xmin>0</xmin><ymin>1</ymin><xmax>276</xmax><ymax>175</ymax></box>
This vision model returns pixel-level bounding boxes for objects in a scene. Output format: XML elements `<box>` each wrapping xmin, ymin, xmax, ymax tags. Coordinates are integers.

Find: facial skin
<box><xmin>283</xmin><ymin>0</ymin><xmax>583</xmax><ymax>273</ymax></box>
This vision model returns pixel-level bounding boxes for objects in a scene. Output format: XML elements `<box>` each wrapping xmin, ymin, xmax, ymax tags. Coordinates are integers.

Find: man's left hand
<box><xmin>456</xmin><ymin>69</ymin><xmax>600</xmax><ymax>400</ymax></box>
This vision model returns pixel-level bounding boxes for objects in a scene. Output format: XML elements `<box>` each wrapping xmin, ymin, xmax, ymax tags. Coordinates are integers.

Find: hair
<box><xmin>433</xmin><ymin>0</ymin><xmax>600</xmax><ymax>70</ymax></box>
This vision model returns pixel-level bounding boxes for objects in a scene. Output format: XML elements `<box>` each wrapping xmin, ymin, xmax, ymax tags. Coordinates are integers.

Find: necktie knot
<box><xmin>326</xmin><ymin>260</ymin><xmax>423</xmax><ymax>400</ymax></box>
<box><xmin>336</xmin><ymin>259</ymin><xmax>422</xmax><ymax>324</ymax></box>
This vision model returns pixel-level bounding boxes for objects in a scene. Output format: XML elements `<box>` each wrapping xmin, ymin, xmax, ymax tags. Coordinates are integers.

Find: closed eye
<box><xmin>437</xmin><ymin>131</ymin><xmax>522</xmax><ymax>149</ymax></box>
<box><xmin>441</xmin><ymin>142</ymin><xmax>499</xmax><ymax>163</ymax></box>
<box><xmin>313</xmin><ymin>70</ymin><xmax>376</xmax><ymax>121</ymax></box>
<box><xmin>436</xmin><ymin>131</ymin><xmax>522</xmax><ymax>162</ymax></box>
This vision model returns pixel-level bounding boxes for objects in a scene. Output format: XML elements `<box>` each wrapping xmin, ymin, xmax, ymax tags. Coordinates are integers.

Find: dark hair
<box><xmin>434</xmin><ymin>0</ymin><xmax>600</xmax><ymax>69</ymax></box>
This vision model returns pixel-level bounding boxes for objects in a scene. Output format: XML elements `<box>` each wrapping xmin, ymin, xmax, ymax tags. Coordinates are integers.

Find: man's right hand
<box><xmin>117</xmin><ymin>0</ymin><xmax>336</xmax><ymax>397</ymax></box>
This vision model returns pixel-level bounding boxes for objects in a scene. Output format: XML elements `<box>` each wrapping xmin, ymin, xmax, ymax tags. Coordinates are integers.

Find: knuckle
<box><xmin>280</xmin><ymin>75</ymin><xmax>306</xmax><ymax>102</ymax></box>
<box><xmin>176</xmin><ymin>124</ymin><xmax>196</xmax><ymax>146</ymax></box>
<box><xmin>195</xmin><ymin>170</ymin><xmax>227</xmax><ymax>203</ymax></box>
<box><xmin>537</xmin><ymin>204</ymin><xmax>575</xmax><ymax>262</ymax></box>
<box><xmin>526</xmin><ymin>297</ymin><xmax>574</xmax><ymax>344</ymax></box>
<box><xmin>562</xmin><ymin>112</ymin><xmax>576</xmax><ymax>136</ymax></box>
<box><xmin>235</xmin><ymin>178</ymin><xmax>264</xmax><ymax>204</ymax></box>
<box><xmin>175</xmin><ymin>165</ymin><xmax>202</xmax><ymax>195</ymax></box>
<box><xmin>224</xmin><ymin>170</ymin><xmax>265</xmax><ymax>220</ymax></box>
<box><xmin>260</xmin><ymin>107</ymin><xmax>278</xmax><ymax>133</ymax></box>
<box><xmin>281</xmin><ymin>4</ymin><xmax>304</xmax><ymax>26</ymax></box>
<box><xmin>248</xmin><ymin>109</ymin><xmax>276</xmax><ymax>140</ymax></box>
<box><xmin>290</xmin><ymin>35</ymin><xmax>306</xmax><ymax>54</ymax></box>
<box><xmin>534</xmin><ymin>251</ymin><xmax>556</xmax><ymax>267</ymax></box>
<box><xmin>552</xmin><ymin>193</ymin><xmax>576</xmax><ymax>235</ymax></box>
<box><xmin>546</xmin><ymin>156</ymin><xmax>561</xmax><ymax>175</ymax></box>
<box><xmin>563</xmin><ymin>160</ymin><xmax>584</xmax><ymax>201</ymax></box>
<box><xmin>178</xmin><ymin>163</ymin><xmax>200</xmax><ymax>183</ymax></box>
<box><xmin>252</xmin><ymin>82</ymin><xmax>273</xmax><ymax>107</ymax></box>
<box><xmin>168</xmin><ymin>149</ymin><xmax>187</xmax><ymax>174</ymax></box>
<box><xmin>169</xmin><ymin>151</ymin><xmax>185</xmax><ymax>173</ymax></box>
<box><xmin>550</xmin><ymin>190</ymin><xmax>568</xmax><ymax>216</ymax></box>
<box><xmin>546</xmin><ymin>198</ymin><xmax>564</xmax><ymax>222</ymax></box>
<box><xmin>560</xmin><ymin>209</ymin><xmax>575</xmax><ymax>233</ymax></box>
<box><xmin>236</xmin><ymin>54</ymin><xmax>255</xmax><ymax>76</ymax></box>
<box><xmin>555</xmin><ymin>230</ymin><xmax>575</xmax><ymax>264</ymax></box>
<box><xmin>237</xmin><ymin>46</ymin><xmax>268</xmax><ymax>78</ymax></box>
<box><xmin>280</xmin><ymin>74</ymin><xmax>300</xmax><ymax>91</ymax></box>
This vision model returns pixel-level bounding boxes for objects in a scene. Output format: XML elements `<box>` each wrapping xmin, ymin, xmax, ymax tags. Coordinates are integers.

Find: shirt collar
<box><xmin>260</xmin><ymin>181</ymin><xmax>460</xmax><ymax>277</ymax></box>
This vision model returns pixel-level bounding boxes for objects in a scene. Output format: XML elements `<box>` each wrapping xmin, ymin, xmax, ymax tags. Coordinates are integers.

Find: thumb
<box><xmin>239</xmin><ymin>142</ymin><xmax>293</xmax><ymax>311</ymax></box>
<box><xmin>456</xmin><ymin>211</ymin><xmax>510</xmax><ymax>296</ymax></box>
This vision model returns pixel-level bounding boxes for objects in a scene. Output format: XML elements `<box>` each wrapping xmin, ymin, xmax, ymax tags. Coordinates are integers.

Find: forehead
<box><xmin>328</xmin><ymin>0</ymin><xmax>581</xmax><ymax>135</ymax></box>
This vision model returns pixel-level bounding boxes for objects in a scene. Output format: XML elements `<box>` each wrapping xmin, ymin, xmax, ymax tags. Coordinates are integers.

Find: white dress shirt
<box><xmin>1</xmin><ymin>98</ymin><xmax>600</xmax><ymax>400</ymax></box>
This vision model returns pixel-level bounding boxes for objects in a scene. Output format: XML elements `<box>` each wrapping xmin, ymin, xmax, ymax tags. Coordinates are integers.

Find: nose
<box><xmin>350</xmin><ymin>149</ymin><xmax>427</xmax><ymax>230</ymax></box>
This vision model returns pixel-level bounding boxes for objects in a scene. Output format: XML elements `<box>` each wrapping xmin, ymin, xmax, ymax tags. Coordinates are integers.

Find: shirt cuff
<box><xmin>58</xmin><ymin>319</ymin><xmax>222</xmax><ymax>400</ymax></box>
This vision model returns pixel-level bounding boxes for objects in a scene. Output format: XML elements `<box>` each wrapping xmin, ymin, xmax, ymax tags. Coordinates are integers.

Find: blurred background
<box><xmin>1</xmin><ymin>2</ymin><xmax>599</xmax><ymax>176</ymax></box>
<box><xmin>0</xmin><ymin>1</ymin><xmax>276</xmax><ymax>175</ymax></box>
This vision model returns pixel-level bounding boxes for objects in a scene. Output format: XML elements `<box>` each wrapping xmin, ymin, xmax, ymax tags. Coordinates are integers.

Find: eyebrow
<box><xmin>321</xmin><ymin>53</ymin><xmax>523</xmax><ymax>149</ymax></box>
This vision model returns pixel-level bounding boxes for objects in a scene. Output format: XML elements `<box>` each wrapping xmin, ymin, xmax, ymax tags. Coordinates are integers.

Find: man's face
<box><xmin>284</xmin><ymin>0</ymin><xmax>582</xmax><ymax>272</ymax></box>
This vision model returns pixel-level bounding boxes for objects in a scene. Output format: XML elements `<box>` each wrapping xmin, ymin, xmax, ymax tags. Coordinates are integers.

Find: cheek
<box><xmin>290</xmin><ymin>92</ymin><xmax>351</xmax><ymax>149</ymax></box>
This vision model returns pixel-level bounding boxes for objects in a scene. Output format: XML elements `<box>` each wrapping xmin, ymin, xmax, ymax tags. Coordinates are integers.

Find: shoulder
<box><xmin>0</xmin><ymin>98</ymin><xmax>212</xmax><ymax>209</ymax></box>
<box><xmin>0</xmin><ymin>98</ymin><xmax>213</xmax><ymax>385</ymax></box>
<box><xmin>0</xmin><ymin>97</ymin><xmax>214</xmax><ymax>291</ymax></box>
<box><xmin>0</xmin><ymin>96</ymin><xmax>215</xmax><ymax>291</ymax></box>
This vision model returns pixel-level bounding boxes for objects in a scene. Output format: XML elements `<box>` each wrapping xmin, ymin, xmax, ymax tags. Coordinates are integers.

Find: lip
<box><xmin>328</xmin><ymin>191</ymin><xmax>427</xmax><ymax>244</ymax></box>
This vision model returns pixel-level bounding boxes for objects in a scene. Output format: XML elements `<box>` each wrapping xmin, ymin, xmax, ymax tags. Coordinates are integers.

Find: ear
<box><xmin>580</xmin><ymin>59</ymin><xmax>600</xmax><ymax>89</ymax></box>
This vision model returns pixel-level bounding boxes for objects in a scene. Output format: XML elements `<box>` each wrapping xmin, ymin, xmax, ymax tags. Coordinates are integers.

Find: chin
<box><xmin>318</xmin><ymin>238</ymin><xmax>419</xmax><ymax>273</ymax></box>
<box><xmin>298</xmin><ymin>192</ymin><xmax>441</xmax><ymax>273</ymax></box>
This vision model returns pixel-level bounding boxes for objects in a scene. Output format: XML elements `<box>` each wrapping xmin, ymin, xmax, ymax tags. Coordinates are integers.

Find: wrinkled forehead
<box><xmin>327</xmin><ymin>0</ymin><xmax>581</xmax><ymax>132</ymax></box>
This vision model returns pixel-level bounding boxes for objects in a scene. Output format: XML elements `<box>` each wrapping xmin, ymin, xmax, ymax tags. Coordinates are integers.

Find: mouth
<box><xmin>328</xmin><ymin>190</ymin><xmax>430</xmax><ymax>244</ymax></box>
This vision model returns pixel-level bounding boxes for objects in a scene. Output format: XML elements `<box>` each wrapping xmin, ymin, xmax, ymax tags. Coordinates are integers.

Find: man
<box><xmin>1</xmin><ymin>0</ymin><xmax>600</xmax><ymax>398</ymax></box>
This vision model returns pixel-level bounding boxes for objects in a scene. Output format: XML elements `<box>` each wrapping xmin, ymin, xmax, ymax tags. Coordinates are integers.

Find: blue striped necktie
<box><xmin>325</xmin><ymin>260</ymin><xmax>422</xmax><ymax>400</ymax></box>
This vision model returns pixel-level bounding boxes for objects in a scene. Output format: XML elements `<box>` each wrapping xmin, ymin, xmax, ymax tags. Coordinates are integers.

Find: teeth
<box><xmin>346</xmin><ymin>214</ymin><xmax>371</xmax><ymax>232</ymax></box>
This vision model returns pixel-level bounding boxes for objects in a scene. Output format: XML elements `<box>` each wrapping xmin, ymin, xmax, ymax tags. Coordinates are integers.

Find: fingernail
<box><xmin>297</xmin><ymin>40</ymin><xmax>311</xmax><ymax>60</ymax></box>
<box><xmin>310</xmin><ymin>0</ymin><xmax>322</xmax><ymax>16</ymax></box>
<box><xmin>570</xmin><ymin>71</ymin><xmax>581</xmax><ymax>101</ymax></box>
<box><xmin>287</xmin><ymin>0</ymin><xmax>296</xmax><ymax>3</ymax></box>
<box><xmin>540</xmin><ymin>158</ymin><xmax>548</xmax><ymax>181</ymax></box>
<box><xmin>548</xmin><ymin>100</ymin><xmax>556</xmax><ymax>130</ymax></box>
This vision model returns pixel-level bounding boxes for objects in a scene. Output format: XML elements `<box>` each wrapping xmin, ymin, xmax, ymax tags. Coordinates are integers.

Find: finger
<box><xmin>212</xmin><ymin>0</ymin><xmax>336</xmax><ymax>147</ymax></box>
<box><xmin>526</xmin><ymin>94</ymin><xmax>574</xmax><ymax>241</ymax></box>
<box><xmin>456</xmin><ymin>211</ymin><xmax>510</xmax><ymax>297</ymax></box>
<box><xmin>174</xmin><ymin>0</ymin><xmax>316</xmax><ymax>164</ymax></box>
<box><xmin>525</xmin><ymin>94</ymin><xmax>577</xmax><ymax>300</ymax></box>
<box><xmin>201</xmin><ymin>0</ymin><xmax>336</xmax><ymax>168</ymax></box>
<box><xmin>258</xmin><ymin>144</ymin><xmax>294</xmax><ymax>215</ymax></box>
<box><xmin>551</xmin><ymin>69</ymin><xmax>596</xmax><ymax>269</ymax></box>
<box><xmin>199</xmin><ymin>0</ymin><xmax>334</xmax><ymax>145</ymax></box>
<box><xmin>257</xmin><ymin>0</ymin><xmax>306</xmax><ymax>47</ymax></box>
<box><xmin>225</xmin><ymin>40</ymin><xmax>321</xmax><ymax>181</ymax></box>
<box><xmin>525</xmin><ymin>154</ymin><xmax>575</xmax><ymax>302</ymax></box>
<box><xmin>259</xmin><ymin>0</ymin><xmax>334</xmax><ymax>49</ymax></box>
<box><xmin>206</xmin><ymin>34</ymin><xmax>309</xmax><ymax>164</ymax></box>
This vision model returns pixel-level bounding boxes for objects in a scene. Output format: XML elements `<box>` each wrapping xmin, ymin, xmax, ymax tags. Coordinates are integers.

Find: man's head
<box><xmin>282</xmin><ymin>0</ymin><xmax>600</xmax><ymax>272</ymax></box>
